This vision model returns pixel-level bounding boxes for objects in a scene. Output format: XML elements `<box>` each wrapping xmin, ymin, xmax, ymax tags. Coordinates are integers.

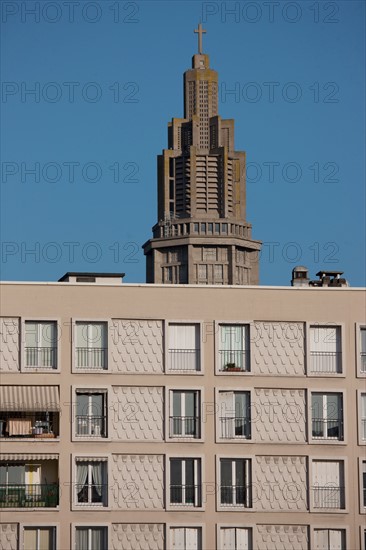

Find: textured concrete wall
<box><xmin>111</xmin><ymin>524</ymin><xmax>164</xmax><ymax>550</ymax></box>
<box><xmin>111</xmin><ymin>320</ymin><xmax>164</xmax><ymax>373</ymax></box>
<box><xmin>111</xmin><ymin>386</ymin><xmax>164</xmax><ymax>441</ymax></box>
<box><xmin>0</xmin><ymin>524</ymin><xmax>17</xmax><ymax>550</ymax></box>
<box><xmin>111</xmin><ymin>455</ymin><xmax>164</xmax><ymax>510</ymax></box>
<box><xmin>256</xmin><ymin>525</ymin><xmax>309</xmax><ymax>550</ymax></box>
<box><xmin>253</xmin><ymin>389</ymin><xmax>306</xmax><ymax>443</ymax></box>
<box><xmin>252</xmin><ymin>322</ymin><xmax>305</xmax><ymax>376</ymax></box>
<box><xmin>254</xmin><ymin>456</ymin><xmax>307</xmax><ymax>512</ymax></box>
<box><xmin>0</xmin><ymin>318</ymin><xmax>19</xmax><ymax>372</ymax></box>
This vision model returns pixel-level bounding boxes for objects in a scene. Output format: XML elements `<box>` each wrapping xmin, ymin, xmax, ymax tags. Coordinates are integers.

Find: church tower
<box><xmin>143</xmin><ymin>25</ymin><xmax>261</xmax><ymax>285</ymax></box>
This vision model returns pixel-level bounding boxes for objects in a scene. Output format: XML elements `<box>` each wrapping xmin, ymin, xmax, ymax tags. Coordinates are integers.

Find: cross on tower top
<box><xmin>194</xmin><ymin>23</ymin><xmax>206</xmax><ymax>55</ymax></box>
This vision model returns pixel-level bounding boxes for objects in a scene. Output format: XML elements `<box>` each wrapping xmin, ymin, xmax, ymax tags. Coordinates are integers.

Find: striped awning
<box><xmin>0</xmin><ymin>454</ymin><xmax>58</xmax><ymax>461</ymax></box>
<box><xmin>76</xmin><ymin>457</ymin><xmax>108</xmax><ymax>462</ymax></box>
<box><xmin>0</xmin><ymin>386</ymin><xmax>60</xmax><ymax>411</ymax></box>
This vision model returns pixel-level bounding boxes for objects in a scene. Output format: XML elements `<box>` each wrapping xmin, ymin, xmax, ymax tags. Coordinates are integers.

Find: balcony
<box><xmin>309</xmin><ymin>351</ymin><xmax>342</xmax><ymax>374</ymax></box>
<box><xmin>219</xmin><ymin>350</ymin><xmax>250</xmax><ymax>372</ymax></box>
<box><xmin>170</xmin><ymin>484</ymin><xmax>202</xmax><ymax>507</ymax></box>
<box><xmin>25</xmin><ymin>347</ymin><xmax>57</xmax><ymax>369</ymax></box>
<box><xmin>220</xmin><ymin>485</ymin><xmax>251</xmax><ymax>507</ymax></box>
<box><xmin>0</xmin><ymin>484</ymin><xmax>59</xmax><ymax>508</ymax></box>
<box><xmin>170</xmin><ymin>416</ymin><xmax>200</xmax><ymax>438</ymax></box>
<box><xmin>312</xmin><ymin>418</ymin><xmax>343</xmax><ymax>440</ymax></box>
<box><xmin>312</xmin><ymin>485</ymin><xmax>345</xmax><ymax>509</ymax></box>
<box><xmin>168</xmin><ymin>349</ymin><xmax>200</xmax><ymax>372</ymax></box>
<box><xmin>0</xmin><ymin>414</ymin><xmax>58</xmax><ymax>439</ymax></box>
<box><xmin>219</xmin><ymin>417</ymin><xmax>251</xmax><ymax>439</ymax></box>
<box><xmin>76</xmin><ymin>348</ymin><xmax>107</xmax><ymax>370</ymax></box>
<box><xmin>76</xmin><ymin>415</ymin><xmax>106</xmax><ymax>437</ymax></box>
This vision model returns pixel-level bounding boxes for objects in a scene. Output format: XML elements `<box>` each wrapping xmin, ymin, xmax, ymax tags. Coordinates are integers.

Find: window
<box><xmin>75</xmin><ymin>322</ymin><xmax>107</xmax><ymax>370</ymax></box>
<box><xmin>76</xmin><ymin>391</ymin><xmax>107</xmax><ymax>437</ymax></box>
<box><xmin>361</xmin><ymin>393</ymin><xmax>366</xmax><ymax>442</ymax></box>
<box><xmin>313</xmin><ymin>529</ymin><xmax>345</xmax><ymax>550</ymax></box>
<box><xmin>198</xmin><ymin>265</ymin><xmax>208</xmax><ymax>282</ymax></box>
<box><xmin>23</xmin><ymin>527</ymin><xmax>56</xmax><ymax>550</ymax></box>
<box><xmin>170</xmin><ymin>390</ymin><xmax>200</xmax><ymax>438</ymax></box>
<box><xmin>75</xmin><ymin>527</ymin><xmax>107</xmax><ymax>550</ymax></box>
<box><xmin>218</xmin><ymin>391</ymin><xmax>251</xmax><ymax>439</ymax></box>
<box><xmin>169</xmin><ymin>527</ymin><xmax>201</xmax><ymax>550</ymax></box>
<box><xmin>309</xmin><ymin>325</ymin><xmax>342</xmax><ymax>374</ymax></box>
<box><xmin>360</xmin><ymin>327</ymin><xmax>366</xmax><ymax>373</ymax></box>
<box><xmin>362</xmin><ymin>460</ymin><xmax>366</xmax><ymax>510</ymax></box>
<box><xmin>218</xmin><ymin>325</ymin><xmax>250</xmax><ymax>372</ymax></box>
<box><xmin>219</xmin><ymin>459</ymin><xmax>251</xmax><ymax>508</ymax></box>
<box><xmin>168</xmin><ymin>324</ymin><xmax>200</xmax><ymax>372</ymax></box>
<box><xmin>170</xmin><ymin>458</ymin><xmax>201</xmax><ymax>507</ymax></box>
<box><xmin>219</xmin><ymin>527</ymin><xmax>252</xmax><ymax>550</ymax></box>
<box><xmin>311</xmin><ymin>393</ymin><xmax>343</xmax><ymax>441</ymax></box>
<box><xmin>75</xmin><ymin>461</ymin><xmax>107</xmax><ymax>506</ymax></box>
<box><xmin>312</xmin><ymin>460</ymin><xmax>345</xmax><ymax>510</ymax></box>
<box><xmin>25</xmin><ymin>321</ymin><xmax>57</xmax><ymax>369</ymax></box>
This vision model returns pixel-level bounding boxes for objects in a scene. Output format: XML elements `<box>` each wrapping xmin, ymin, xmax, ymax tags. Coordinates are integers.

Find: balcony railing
<box><xmin>312</xmin><ymin>418</ymin><xmax>343</xmax><ymax>440</ymax></box>
<box><xmin>170</xmin><ymin>484</ymin><xmax>201</xmax><ymax>507</ymax></box>
<box><xmin>76</xmin><ymin>415</ymin><xmax>106</xmax><ymax>437</ymax></box>
<box><xmin>309</xmin><ymin>351</ymin><xmax>342</xmax><ymax>374</ymax></box>
<box><xmin>312</xmin><ymin>485</ymin><xmax>345</xmax><ymax>509</ymax></box>
<box><xmin>219</xmin><ymin>350</ymin><xmax>250</xmax><ymax>372</ymax></box>
<box><xmin>25</xmin><ymin>347</ymin><xmax>57</xmax><ymax>369</ymax></box>
<box><xmin>220</xmin><ymin>485</ymin><xmax>251</xmax><ymax>507</ymax></box>
<box><xmin>168</xmin><ymin>349</ymin><xmax>200</xmax><ymax>371</ymax></box>
<box><xmin>361</xmin><ymin>352</ymin><xmax>366</xmax><ymax>373</ymax></box>
<box><xmin>0</xmin><ymin>484</ymin><xmax>59</xmax><ymax>508</ymax></box>
<box><xmin>170</xmin><ymin>416</ymin><xmax>200</xmax><ymax>438</ymax></box>
<box><xmin>76</xmin><ymin>348</ymin><xmax>107</xmax><ymax>369</ymax></box>
<box><xmin>219</xmin><ymin>417</ymin><xmax>251</xmax><ymax>439</ymax></box>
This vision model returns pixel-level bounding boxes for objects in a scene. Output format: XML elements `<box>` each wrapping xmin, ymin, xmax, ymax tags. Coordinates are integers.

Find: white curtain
<box><xmin>76</xmin><ymin>528</ymin><xmax>88</xmax><ymax>550</ymax></box>
<box><xmin>310</xmin><ymin>326</ymin><xmax>340</xmax><ymax>353</ymax></box>
<box><xmin>219</xmin><ymin>391</ymin><xmax>234</xmax><ymax>438</ymax></box>
<box><xmin>169</xmin><ymin>324</ymin><xmax>198</xmax><ymax>350</ymax></box>
<box><xmin>76</xmin><ymin>463</ymin><xmax>88</xmax><ymax>500</ymax></box>
<box><xmin>92</xmin><ymin>462</ymin><xmax>102</xmax><ymax>497</ymax></box>
<box><xmin>91</xmin><ymin>528</ymin><xmax>102</xmax><ymax>550</ymax></box>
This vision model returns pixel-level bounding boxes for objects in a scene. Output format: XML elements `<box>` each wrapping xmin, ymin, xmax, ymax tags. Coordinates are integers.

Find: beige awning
<box><xmin>0</xmin><ymin>454</ymin><xmax>58</xmax><ymax>461</ymax></box>
<box><xmin>76</xmin><ymin>457</ymin><xmax>108</xmax><ymax>462</ymax></box>
<box><xmin>0</xmin><ymin>386</ymin><xmax>60</xmax><ymax>411</ymax></box>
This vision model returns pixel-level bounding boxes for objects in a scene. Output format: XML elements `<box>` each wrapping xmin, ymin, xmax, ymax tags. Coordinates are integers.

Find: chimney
<box><xmin>291</xmin><ymin>266</ymin><xmax>310</xmax><ymax>287</ymax></box>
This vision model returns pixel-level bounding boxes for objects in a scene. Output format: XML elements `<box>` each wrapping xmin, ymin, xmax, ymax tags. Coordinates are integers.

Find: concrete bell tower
<box><xmin>143</xmin><ymin>24</ymin><xmax>261</xmax><ymax>285</ymax></box>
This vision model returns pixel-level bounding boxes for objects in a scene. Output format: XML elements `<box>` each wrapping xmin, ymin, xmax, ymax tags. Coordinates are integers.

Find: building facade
<box><xmin>0</xmin><ymin>278</ymin><xmax>365</xmax><ymax>550</ymax></box>
<box><xmin>143</xmin><ymin>25</ymin><xmax>261</xmax><ymax>285</ymax></box>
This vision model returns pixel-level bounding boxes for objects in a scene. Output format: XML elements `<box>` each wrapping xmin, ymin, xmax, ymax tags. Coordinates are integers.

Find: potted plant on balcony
<box><xmin>223</xmin><ymin>362</ymin><xmax>241</xmax><ymax>372</ymax></box>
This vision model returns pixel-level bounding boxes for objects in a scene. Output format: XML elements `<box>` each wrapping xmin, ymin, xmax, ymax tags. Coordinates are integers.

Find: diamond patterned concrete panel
<box><xmin>252</xmin><ymin>322</ymin><xmax>305</xmax><ymax>376</ymax></box>
<box><xmin>111</xmin><ymin>524</ymin><xmax>164</xmax><ymax>550</ymax></box>
<box><xmin>0</xmin><ymin>524</ymin><xmax>18</xmax><ymax>550</ymax></box>
<box><xmin>112</xmin><ymin>455</ymin><xmax>164</xmax><ymax>510</ymax></box>
<box><xmin>111</xmin><ymin>320</ymin><xmax>164</xmax><ymax>373</ymax></box>
<box><xmin>0</xmin><ymin>318</ymin><xmax>19</xmax><ymax>372</ymax></box>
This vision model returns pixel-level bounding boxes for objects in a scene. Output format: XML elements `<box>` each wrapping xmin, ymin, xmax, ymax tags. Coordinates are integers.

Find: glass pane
<box><xmin>90</xmin><ymin>394</ymin><xmax>103</xmax><ymax>416</ymax></box>
<box><xmin>361</xmin><ymin>328</ymin><xmax>366</xmax><ymax>352</ymax></box>
<box><xmin>76</xmin><ymin>528</ymin><xmax>88</xmax><ymax>550</ymax></box>
<box><xmin>220</xmin><ymin>459</ymin><xmax>232</xmax><ymax>485</ymax></box>
<box><xmin>23</xmin><ymin>529</ymin><xmax>37</xmax><ymax>550</ymax></box>
<box><xmin>0</xmin><ymin>466</ymin><xmax>6</xmax><ymax>484</ymax></box>
<box><xmin>77</xmin><ymin>394</ymin><xmax>89</xmax><ymax>417</ymax></box>
<box><xmin>8</xmin><ymin>464</ymin><xmax>25</xmax><ymax>484</ymax></box>
<box><xmin>235</xmin><ymin>460</ymin><xmax>244</xmax><ymax>486</ymax></box>
<box><xmin>185</xmin><ymin>459</ymin><xmax>194</xmax><ymax>486</ymax></box>
<box><xmin>39</xmin><ymin>528</ymin><xmax>53</xmax><ymax>550</ymax></box>
<box><xmin>76</xmin><ymin>323</ymin><xmax>88</xmax><ymax>347</ymax></box>
<box><xmin>40</xmin><ymin>322</ymin><xmax>56</xmax><ymax>348</ymax></box>
<box><xmin>89</xmin><ymin>324</ymin><xmax>105</xmax><ymax>348</ymax></box>
<box><xmin>312</xmin><ymin>394</ymin><xmax>323</xmax><ymax>419</ymax></box>
<box><xmin>185</xmin><ymin>392</ymin><xmax>195</xmax><ymax>417</ymax></box>
<box><xmin>25</xmin><ymin>322</ymin><xmax>38</xmax><ymax>347</ymax></box>
<box><xmin>173</xmin><ymin>392</ymin><xmax>181</xmax><ymax>417</ymax></box>
<box><xmin>170</xmin><ymin>459</ymin><xmax>182</xmax><ymax>485</ymax></box>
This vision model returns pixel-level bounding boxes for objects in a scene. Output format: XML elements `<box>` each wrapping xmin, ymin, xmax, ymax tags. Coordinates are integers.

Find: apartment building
<box><xmin>0</xmin><ymin>277</ymin><xmax>365</xmax><ymax>550</ymax></box>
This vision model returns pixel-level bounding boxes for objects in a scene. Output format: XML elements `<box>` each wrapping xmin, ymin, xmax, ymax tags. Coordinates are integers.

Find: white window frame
<box><xmin>215</xmin><ymin>388</ymin><xmax>251</xmax><ymax>443</ymax></box>
<box><xmin>356</xmin><ymin>323</ymin><xmax>366</xmax><ymax>377</ymax></box>
<box><xmin>216</xmin><ymin>455</ymin><xmax>252</xmax><ymax>511</ymax></box>
<box><xmin>306</xmin><ymin>322</ymin><xmax>345</xmax><ymax>377</ymax></box>
<box><xmin>72</xmin><ymin>455</ymin><xmax>110</xmax><ymax>510</ymax></box>
<box><xmin>309</xmin><ymin>390</ymin><xmax>346</xmax><ymax>444</ymax></box>
<box><xmin>358</xmin><ymin>390</ymin><xmax>366</xmax><ymax>445</ymax></box>
<box><xmin>72</xmin><ymin>319</ymin><xmax>109</xmax><ymax>372</ymax></box>
<box><xmin>165</xmin><ymin>321</ymin><xmax>203</xmax><ymax>375</ymax></box>
<box><xmin>216</xmin><ymin>524</ymin><xmax>254</xmax><ymax>550</ymax></box>
<box><xmin>311</xmin><ymin>526</ymin><xmax>347</xmax><ymax>550</ymax></box>
<box><xmin>309</xmin><ymin>457</ymin><xmax>347</xmax><ymax>513</ymax></box>
<box><xmin>166</xmin><ymin>454</ymin><xmax>204</xmax><ymax>511</ymax></box>
<box><xmin>167</xmin><ymin>387</ymin><xmax>203</xmax><ymax>441</ymax></box>
<box><xmin>72</xmin><ymin>386</ymin><xmax>109</xmax><ymax>441</ymax></box>
<box><xmin>21</xmin><ymin>318</ymin><xmax>60</xmax><ymax>372</ymax></box>
<box><xmin>215</xmin><ymin>321</ymin><xmax>251</xmax><ymax>376</ymax></box>
<box><xmin>72</xmin><ymin>524</ymin><xmax>109</xmax><ymax>550</ymax></box>
<box><xmin>167</xmin><ymin>524</ymin><xmax>204</xmax><ymax>550</ymax></box>
<box><xmin>20</xmin><ymin>523</ymin><xmax>58</xmax><ymax>550</ymax></box>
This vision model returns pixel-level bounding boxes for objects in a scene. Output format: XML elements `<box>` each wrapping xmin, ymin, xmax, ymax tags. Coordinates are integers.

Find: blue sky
<box><xmin>1</xmin><ymin>0</ymin><xmax>365</xmax><ymax>286</ymax></box>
